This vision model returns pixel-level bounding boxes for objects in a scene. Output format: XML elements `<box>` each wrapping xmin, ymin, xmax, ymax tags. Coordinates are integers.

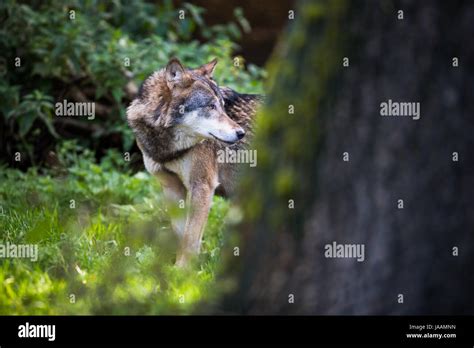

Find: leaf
<box><xmin>18</xmin><ymin>112</ymin><xmax>37</xmax><ymax>137</ymax></box>
<box><xmin>112</xmin><ymin>88</ymin><xmax>124</xmax><ymax>103</ymax></box>
<box><xmin>234</xmin><ymin>8</ymin><xmax>251</xmax><ymax>33</ymax></box>
<box><xmin>37</xmin><ymin>109</ymin><xmax>59</xmax><ymax>139</ymax></box>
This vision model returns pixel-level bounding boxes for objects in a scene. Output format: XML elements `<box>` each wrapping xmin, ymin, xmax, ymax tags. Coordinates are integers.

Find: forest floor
<box><xmin>0</xmin><ymin>142</ymin><xmax>232</xmax><ymax>314</ymax></box>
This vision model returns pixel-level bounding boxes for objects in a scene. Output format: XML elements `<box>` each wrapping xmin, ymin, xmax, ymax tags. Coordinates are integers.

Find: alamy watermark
<box><xmin>217</xmin><ymin>147</ymin><xmax>257</xmax><ymax>167</ymax></box>
<box><xmin>55</xmin><ymin>99</ymin><xmax>95</xmax><ymax>120</ymax></box>
<box><xmin>380</xmin><ymin>99</ymin><xmax>420</xmax><ymax>120</ymax></box>
<box><xmin>324</xmin><ymin>241</ymin><xmax>365</xmax><ymax>262</ymax></box>
<box><xmin>18</xmin><ymin>322</ymin><xmax>55</xmax><ymax>341</ymax></box>
<box><xmin>0</xmin><ymin>242</ymin><xmax>38</xmax><ymax>262</ymax></box>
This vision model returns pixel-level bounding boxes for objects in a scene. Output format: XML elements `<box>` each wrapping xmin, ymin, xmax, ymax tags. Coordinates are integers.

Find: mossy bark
<box><xmin>224</xmin><ymin>0</ymin><xmax>474</xmax><ymax>314</ymax></box>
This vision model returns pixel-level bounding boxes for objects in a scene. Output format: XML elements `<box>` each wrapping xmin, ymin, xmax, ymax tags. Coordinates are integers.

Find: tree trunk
<box><xmin>224</xmin><ymin>0</ymin><xmax>474</xmax><ymax>314</ymax></box>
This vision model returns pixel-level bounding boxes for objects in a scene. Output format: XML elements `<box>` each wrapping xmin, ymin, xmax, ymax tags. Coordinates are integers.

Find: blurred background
<box><xmin>227</xmin><ymin>0</ymin><xmax>474</xmax><ymax>314</ymax></box>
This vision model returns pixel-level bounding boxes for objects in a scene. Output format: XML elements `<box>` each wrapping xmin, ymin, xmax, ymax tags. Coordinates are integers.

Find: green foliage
<box><xmin>0</xmin><ymin>0</ymin><xmax>265</xmax><ymax>164</ymax></box>
<box><xmin>0</xmin><ymin>0</ymin><xmax>263</xmax><ymax>315</ymax></box>
<box><xmin>0</xmin><ymin>142</ymin><xmax>232</xmax><ymax>314</ymax></box>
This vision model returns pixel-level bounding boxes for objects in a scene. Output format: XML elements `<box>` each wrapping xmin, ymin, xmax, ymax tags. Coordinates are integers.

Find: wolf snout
<box><xmin>236</xmin><ymin>128</ymin><xmax>245</xmax><ymax>140</ymax></box>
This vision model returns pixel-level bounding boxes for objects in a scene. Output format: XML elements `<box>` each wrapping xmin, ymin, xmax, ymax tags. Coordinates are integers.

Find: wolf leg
<box><xmin>175</xmin><ymin>182</ymin><xmax>215</xmax><ymax>267</ymax></box>
<box><xmin>155</xmin><ymin>171</ymin><xmax>187</xmax><ymax>238</ymax></box>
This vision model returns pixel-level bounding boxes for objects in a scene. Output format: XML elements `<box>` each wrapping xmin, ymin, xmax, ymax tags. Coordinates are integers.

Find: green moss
<box><xmin>239</xmin><ymin>0</ymin><xmax>349</xmax><ymax>228</ymax></box>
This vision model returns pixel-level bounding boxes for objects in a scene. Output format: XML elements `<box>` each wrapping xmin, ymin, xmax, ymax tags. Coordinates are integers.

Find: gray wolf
<box><xmin>127</xmin><ymin>58</ymin><xmax>263</xmax><ymax>266</ymax></box>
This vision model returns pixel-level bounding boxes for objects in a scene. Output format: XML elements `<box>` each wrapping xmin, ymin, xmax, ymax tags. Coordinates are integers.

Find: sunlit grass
<box><xmin>0</xmin><ymin>146</ymin><xmax>231</xmax><ymax>314</ymax></box>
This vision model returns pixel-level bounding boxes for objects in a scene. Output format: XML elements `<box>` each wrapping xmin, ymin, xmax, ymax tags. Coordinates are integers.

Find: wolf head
<box><xmin>159</xmin><ymin>58</ymin><xmax>245</xmax><ymax>144</ymax></box>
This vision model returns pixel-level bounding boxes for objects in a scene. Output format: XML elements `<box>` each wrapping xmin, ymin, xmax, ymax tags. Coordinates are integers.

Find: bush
<box><xmin>0</xmin><ymin>0</ymin><xmax>265</xmax><ymax>167</ymax></box>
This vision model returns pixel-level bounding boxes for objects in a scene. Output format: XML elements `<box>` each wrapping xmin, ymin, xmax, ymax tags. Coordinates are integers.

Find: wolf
<box><xmin>127</xmin><ymin>58</ymin><xmax>263</xmax><ymax>267</ymax></box>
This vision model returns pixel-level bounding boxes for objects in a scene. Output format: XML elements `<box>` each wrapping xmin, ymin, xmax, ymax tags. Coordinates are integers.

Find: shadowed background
<box><xmin>224</xmin><ymin>0</ymin><xmax>474</xmax><ymax>314</ymax></box>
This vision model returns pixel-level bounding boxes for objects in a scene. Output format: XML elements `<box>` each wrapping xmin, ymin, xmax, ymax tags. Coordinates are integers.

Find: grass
<box><xmin>0</xmin><ymin>142</ymin><xmax>234</xmax><ymax>314</ymax></box>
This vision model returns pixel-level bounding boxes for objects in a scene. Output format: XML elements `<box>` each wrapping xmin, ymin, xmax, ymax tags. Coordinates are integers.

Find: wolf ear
<box><xmin>196</xmin><ymin>58</ymin><xmax>218</xmax><ymax>78</ymax></box>
<box><xmin>166</xmin><ymin>58</ymin><xmax>190</xmax><ymax>88</ymax></box>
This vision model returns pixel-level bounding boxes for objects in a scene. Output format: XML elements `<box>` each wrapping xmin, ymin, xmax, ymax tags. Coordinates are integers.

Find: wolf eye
<box><xmin>208</xmin><ymin>104</ymin><xmax>216</xmax><ymax>110</ymax></box>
